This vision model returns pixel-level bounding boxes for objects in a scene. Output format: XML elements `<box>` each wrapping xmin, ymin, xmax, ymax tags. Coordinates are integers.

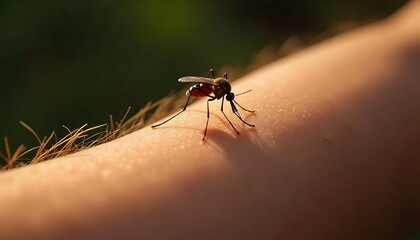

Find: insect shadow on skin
<box><xmin>151</xmin><ymin>69</ymin><xmax>255</xmax><ymax>141</ymax></box>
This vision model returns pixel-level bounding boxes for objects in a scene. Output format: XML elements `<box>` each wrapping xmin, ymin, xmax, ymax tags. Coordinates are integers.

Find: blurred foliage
<box><xmin>0</xmin><ymin>0</ymin><xmax>407</xmax><ymax>156</ymax></box>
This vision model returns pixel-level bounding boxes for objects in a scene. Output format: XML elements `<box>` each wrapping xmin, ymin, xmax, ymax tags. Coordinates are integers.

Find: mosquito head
<box><xmin>213</xmin><ymin>78</ymin><xmax>231</xmax><ymax>99</ymax></box>
<box><xmin>226</xmin><ymin>92</ymin><xmax>235</xmax><ymax>101</ymax></box>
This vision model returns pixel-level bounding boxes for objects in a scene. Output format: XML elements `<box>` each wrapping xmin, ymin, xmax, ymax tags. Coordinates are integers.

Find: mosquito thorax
<box><xmin>213</xmin><ymin>78</ymin><xmax>231</xmax><ymax>99</ymax></box>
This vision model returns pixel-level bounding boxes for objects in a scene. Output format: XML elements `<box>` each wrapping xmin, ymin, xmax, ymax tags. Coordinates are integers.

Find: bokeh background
<box><xmin>0</xmin><ymin>0</ymin><xmax>407</xmax><ymax>157</ymax></box>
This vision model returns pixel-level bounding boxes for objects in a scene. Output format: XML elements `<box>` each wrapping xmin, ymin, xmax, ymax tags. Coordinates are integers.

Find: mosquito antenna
<box><xmin>235</xmin><ymin>89</ymin><xmax>252</xmax><ymax>96</ymax></box>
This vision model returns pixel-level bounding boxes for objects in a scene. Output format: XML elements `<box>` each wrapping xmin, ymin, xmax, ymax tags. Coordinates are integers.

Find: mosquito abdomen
<box><xmin>187</xmin><ymin>84</ymin><xmax>213</xmax><ymax>97</ymax></box>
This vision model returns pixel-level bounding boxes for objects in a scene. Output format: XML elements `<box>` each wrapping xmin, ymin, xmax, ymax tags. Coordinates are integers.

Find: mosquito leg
<box><xmin>194</xmin><ymin>87</ymin><xmax>216</xmax><ymax>140</ymax></box>
<box><xmin>203</xmin><ymin>98</ymin><xmax>216</xmax><ymax>141</ymax></box>
<box><xmin>223</xmin><ymin>72</ymin><xmax>228</xmax><ymax>79</ymax></box>
<box><xmin>221</xmin><ymin>96</ymin><xmax>239</xmax><ymax>135</ymax></box>
<box><xmin>151</xmin><ymin>91</ymin><xmax>193</xmax><ymax>128</ymax></box>
<box><xmin>230</xmin><ymin>101</ymin><xmax>255</xmax><ymax>127</ymax></box>
<box><xmin>187</xmin><ymin>97</ymin><xmax>198</xmax><ymax>106</ymax></box>
<box><xmin>233</xmin><ymin>99</ymin><xmax>255</xmax><ymax>113</ymax></box>
<box><xmin>207</xmin><ymin>69</ymin><xmax>215</xmax><ymax>78</ymax></box>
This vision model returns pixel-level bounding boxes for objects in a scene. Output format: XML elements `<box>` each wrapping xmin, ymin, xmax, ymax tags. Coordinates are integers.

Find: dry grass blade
<box><xmin>117</xmin><ymin>106</ymin><xmax>132</xmax><ymax>130</ymax></box>
<box><xmin>31</xmin><ymin>131</ymin><xmax>58</xmax><ymax>164</ymax></box>
<box><xmin>0</xmin><ymin>137</ymin><xmax>27</xmax><ymax>171</ymax></box>
<box><xmin>5</xmin><ymin>145</ymin><xmax>27</xmax><ymax>170</ymax></box>
<box><xmin>2</xmin><ymin>137</ymin><xmax>12</xmax><ymax>162</ymax></box>
<box><xmin>20</xmin><ymin>121</ymin><xmax>42</xmax><ymax>145</ymax></box>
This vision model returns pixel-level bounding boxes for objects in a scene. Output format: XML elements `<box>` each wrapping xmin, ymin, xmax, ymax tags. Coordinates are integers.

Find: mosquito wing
<box><xmin>178</xmin><ymin>76</ymin><xmax>216</xmax><ymax>85</ymax></box>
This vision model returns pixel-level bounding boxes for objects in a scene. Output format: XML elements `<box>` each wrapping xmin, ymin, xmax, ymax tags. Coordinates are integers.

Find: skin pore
<box><xmin>0</xmin><ymin>2</ymin><xmax>419</xmax><ymax>239</ymax></box>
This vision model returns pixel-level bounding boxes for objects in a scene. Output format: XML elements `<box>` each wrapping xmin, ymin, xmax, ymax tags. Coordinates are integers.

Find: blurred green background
<box><xmin>0</xmin><ymin>0</ymin><xmax>407</xmax><ymax>153</ymax></box>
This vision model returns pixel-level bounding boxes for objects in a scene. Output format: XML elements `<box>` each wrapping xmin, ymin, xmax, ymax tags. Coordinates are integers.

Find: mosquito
<box><xmin>151</xmin><ymin>69</ymin><xmax>255</xmax><ymax>141</ymax></box>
